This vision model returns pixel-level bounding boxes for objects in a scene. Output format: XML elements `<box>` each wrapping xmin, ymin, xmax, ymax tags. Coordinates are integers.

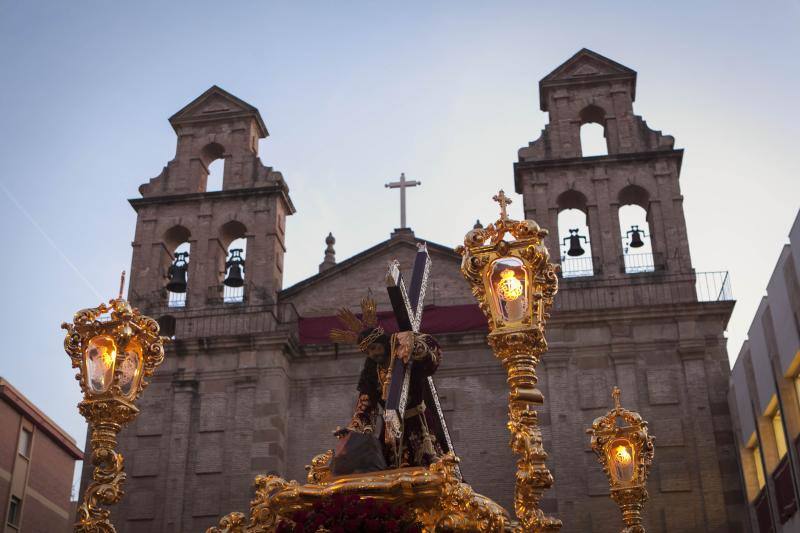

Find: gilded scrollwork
<box><xmin>206</xmin><ymin>511</ymin><xmax>248</xmax><ymax>533</ymax></box>
<box><xmin>305</xmin><ymin>450</ymin><xmax>334</xmax><ymax>484</ymax></box>
<box><xmin>212</xmin><ymin>452</ymin><xmax>511</xmax><ymax>532</ymax></box>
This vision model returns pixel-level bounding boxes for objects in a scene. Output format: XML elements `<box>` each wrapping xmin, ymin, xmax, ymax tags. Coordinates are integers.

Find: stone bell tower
<box><xmin>87</xmin><ymin>86</ymin><xmax>297</xmax><ymax>532</ymax></box>
<box><xmin>514</xmin><ymin>49</ymin><xmax>747</xmax><ymax>532</ymax></box>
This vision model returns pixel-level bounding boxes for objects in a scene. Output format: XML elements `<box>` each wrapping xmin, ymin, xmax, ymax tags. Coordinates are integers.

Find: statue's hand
<box><xmin>396</xmin><ymin>331</ymin><xmax>414</xmax><ymax>363</ymax></box>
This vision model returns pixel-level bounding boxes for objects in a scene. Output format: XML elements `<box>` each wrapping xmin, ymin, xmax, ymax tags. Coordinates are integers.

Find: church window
<box><xmin>579</xmin><ymin>105</ymin><xmax>608</xmax><ymax>157</ymax></box>
<box><xmin>556</xmin><ymin>190</ymin><xmax>594</xmax><ymax>278</ymax></box>
<box><xmin>580</xmin><ymin>123</ymin><xmax>607</xmax><ymax>157</ymax></box>
<box><xmin>167</xmin><ymin>241</ymin><xmax>190</xmax><ymax>308</ymax></box>
<box><xmin>220</xmin><ymin>220</ymin><xmax>248</xmax><ymax>304</ymax></box>
<box><xmin>202</xmin><ymin>142</ymin><xmax>225</xmax><ymax>192</ymax></box>
<box><xmin>207</xmin><ymin>159</ymin><xmax>224</xmax><ymax>192</ymax></box>
<box><xmin>163</xmin><ymin>225</ymin><xmax>191</xmax><ymax>307</ymax></box>
<box><xmin>618</xmin><ymin>185</ymin><xmax>655</xmax><ymax>274</ymax></box>
<box><xmin>223</xmin><ymin>238</ymin><xmax>246</xmax><ymax>303</ymax></box>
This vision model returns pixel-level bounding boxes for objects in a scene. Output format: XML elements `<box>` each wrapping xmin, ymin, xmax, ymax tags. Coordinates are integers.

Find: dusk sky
<box><xmin>1</xmin><ymin>1</ymin><xmax>798</xmax><ymax>490</ymax></box>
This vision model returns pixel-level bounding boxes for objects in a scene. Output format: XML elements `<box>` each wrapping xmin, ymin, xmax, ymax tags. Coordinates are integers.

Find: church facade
<box><xmin>80</xmin><ymin>49</ymin><xmax>748</xmax><ymax>532</ymax></box>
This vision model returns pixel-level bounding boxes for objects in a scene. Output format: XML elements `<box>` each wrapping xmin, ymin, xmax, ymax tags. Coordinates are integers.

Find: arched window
<box><xmin>617</xmin><ymin>185</ymin><xmax>655</xmax><ymax>273</ymax></box>
<box><xmin>556</xmin><ymin>190</ymin><xmax>594</xmax><ymax>278</ymax></box>
<box><xmin>167</xmin><ymin>241</ymin><xmax>190</xmax><ymax>307</ymax></box>
<box><xmin>163</xmin><ymin>225</ymin><xmax>191</xmax><ymax>307</ymax></box>
<box><xmin>579</xmin><ymin>105</ymin><xmax>608</xmax><ymax>157</ymax></box>
<box><xmin>220</xmin><ymin>220</ymin><xmax>247</xmax><ymax>304</ymax></box>
<box><xmin>202</xmin><ymin>143</ymin><xmax>225</xmax><ymax>192</ymax></box>
<box><xmin>223</xmin><ymin>238</ymin><xmax>246</xmax><ymax>303</ymax></box>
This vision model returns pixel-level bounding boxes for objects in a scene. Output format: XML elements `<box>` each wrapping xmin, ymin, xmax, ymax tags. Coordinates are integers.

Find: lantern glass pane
<box><xmin>489</xmin><ymin>258</ymin><xmax>528</xmax><ymax>322</ymax></box>
<box><xmin>85</xmin><ymin>335</ymin><xmax>117</xmax><ymax>394</ymax></box>
<box><xmin>119</xmin><ymin>339</ymin><xmax>144</xmax><ymax>399</ymax></box>
<box><xmin>608</xmin><ymin>438</ymin><xmax>636</xmax><ymax>484</ymax></box>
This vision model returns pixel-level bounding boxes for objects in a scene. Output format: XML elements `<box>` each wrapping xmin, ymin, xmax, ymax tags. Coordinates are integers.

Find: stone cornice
<box><xmin>514</xmin><ymin>149</ymin><xmax>684</xmax><ymax>193</ymax></box>
<box><xmin>129</xmin><ymin>183</ymin><xmax>295</xmax><ymax>215</ymax></box>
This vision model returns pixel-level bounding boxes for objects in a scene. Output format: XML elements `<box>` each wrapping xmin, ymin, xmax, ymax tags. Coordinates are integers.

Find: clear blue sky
<box><xmin>1</xmin><ymin>1</ymin><xmax>798</xmax><ymax>492</ymax></box>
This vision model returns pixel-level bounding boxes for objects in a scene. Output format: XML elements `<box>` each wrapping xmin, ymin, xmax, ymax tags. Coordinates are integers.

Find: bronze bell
<box><xmin>224</xmin><ymin>249</ymin><xmax>245</xmax><ymax>288</ymax></box>
<box><xmin>563</xmin><ymin>229</ymin><xmax>588</xmax><ymax>257</ymax></box>
<box><xmin>626</xmin><ymin>225</ymin><xmax>646</xmax><ymax>248</ymax></box>
<box><xmin>166</xmin><ymin>252</ymin><xmax>189</xmax><ymax>293</ymax></box>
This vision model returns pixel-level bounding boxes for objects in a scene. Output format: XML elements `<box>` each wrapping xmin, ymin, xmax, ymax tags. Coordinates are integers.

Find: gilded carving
<box><xmin>587</xmin><ymin>387</ymin><xmax>655</xmax><ymax>533</ymax></box>
<box><xmin>456</xmin><ymin>191</ymin><xmax>562</xmax><ymax>532</ymax></box>
<box><xmin>63</xmin><ymin>291</ymin><xmax>167</xmax><ymax>533</ymax></box>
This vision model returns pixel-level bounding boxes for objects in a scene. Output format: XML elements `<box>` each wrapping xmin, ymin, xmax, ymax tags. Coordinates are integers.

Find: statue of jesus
<box><xmin>329</xmin><ymin>296</ymin><xmax>446</xmax><ymax>474</ymax></box>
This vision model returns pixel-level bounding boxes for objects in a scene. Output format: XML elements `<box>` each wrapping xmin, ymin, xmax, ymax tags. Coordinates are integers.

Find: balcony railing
<box><xmin>622</xmin><ymin>252</ymin><xmax>664</xmax><ymax>274</ymax></box>
<box><xmin>695</xmin><ymin>271</ymin><xmax>732</xmax><ymax>302</ymax></box>
<box><xmin>554</xmin><ymin>270</ymin><xmax>733</xmax><ymax>312</ymax></box>
<box><xmin>559</xmin><ymin>256</ymin><xmax>597</xmax><ymax>278</ymax></box>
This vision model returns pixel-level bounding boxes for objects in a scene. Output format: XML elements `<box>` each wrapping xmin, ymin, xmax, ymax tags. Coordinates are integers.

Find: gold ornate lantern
<box><xmin>587</xmin><ymin>387</ymin><xmax>655</xmax><ymax>533</ymax></box>
<box><xmin>456</xmin><ymin>190</ymin><xmax>561</xmax><ymax>532</ymax></box>
<box><xmin>62</xmin><ymin>274</ymin><xmax>167</xmax><ymax>532</ymax></box>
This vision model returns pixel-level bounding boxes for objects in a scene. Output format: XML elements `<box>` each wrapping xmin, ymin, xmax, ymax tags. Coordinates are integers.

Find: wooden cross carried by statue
<box><xmin>384</xmin><ymin>243</ymin><xmax>459</xmax><ymax>475</ymax></box>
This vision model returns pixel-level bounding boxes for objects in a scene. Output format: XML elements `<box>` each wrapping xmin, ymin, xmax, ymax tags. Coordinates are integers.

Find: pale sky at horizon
<box><xmin>1</xmin><ymin>1</ymin><xmax>798</xmax><ymax>492</ymax></box>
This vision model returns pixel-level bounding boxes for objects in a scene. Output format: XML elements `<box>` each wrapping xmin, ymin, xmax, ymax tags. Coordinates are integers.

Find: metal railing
<box><xmin>559</xmin><ymin>256</ymin><xmax>597</xmax><ymax>278</ymax></box>
<box><xmin>555</xmin><ymin>270</ymin><xmax>733</xmax><ymax>312</ymax></box>
<box><xmin>695</xmin><ymin>271</ymin><xmax>732</xmax><ymax>302</ymax></box>
<box><xmin>622</xmin><ymin>252</ymin><xmax>663</xmax><ymax>274</ymax></box>
<box><xmin>223</xmin><ymin>284</ymin><xmax>244</xmax><ymax>304</ymax></box>
<box><xmin>167</xmin><ymin>291</ymin><xmax>186</xmax><ymax>308</ymax></box>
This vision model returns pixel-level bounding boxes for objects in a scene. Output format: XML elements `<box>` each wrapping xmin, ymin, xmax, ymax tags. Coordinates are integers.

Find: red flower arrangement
<box><xmin>275</xmin><ymin>494</ymin><xmax>422</xmax><ymax>533</ymax></box>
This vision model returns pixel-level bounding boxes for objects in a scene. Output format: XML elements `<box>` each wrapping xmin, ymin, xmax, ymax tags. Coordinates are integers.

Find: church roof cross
<box><xmin>385</xmin><ymin>172</ymin><xmax>421</xmax><ymax>229</ymax></box>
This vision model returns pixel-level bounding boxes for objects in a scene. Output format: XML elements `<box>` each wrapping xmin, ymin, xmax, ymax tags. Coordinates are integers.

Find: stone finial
<box><xmin>473</xmin><ymin>219</ymin><xmax>483</xmax><ymax>229</ymax></box>
<box><xmin>319</xmin><ymin>233</ymin><xmax>336</xmax><ymax>272</ymax></box>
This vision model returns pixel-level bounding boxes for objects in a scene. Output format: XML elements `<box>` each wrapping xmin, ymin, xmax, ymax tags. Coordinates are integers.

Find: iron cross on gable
<box><xmin>383</xmin><ymin>244</ymin><xmax>459</xmax><ymax>475</ymax></box>
<box><xmin>385</xmin><ymin>172</ymin><xmax>421</xmax><ymax>229</ymax></box>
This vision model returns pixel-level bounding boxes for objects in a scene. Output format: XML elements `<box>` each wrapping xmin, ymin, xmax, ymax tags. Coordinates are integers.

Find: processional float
<box><xmin>63</xmin><ymin>193</ymin><xmax>654</xmax><ymax>532</ymax></box>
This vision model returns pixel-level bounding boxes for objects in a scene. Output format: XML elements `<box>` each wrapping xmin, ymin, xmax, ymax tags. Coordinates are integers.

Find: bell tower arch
<box><xmin>513</xmin><ymin>49</ymin><xmax>746</xmax><ymax>532</ymax></box>
<box><xmin>128</xmin><ymin>86</ymin><xmax>294</xmax><ymax>313</ymax></box>
<box><xmin>108</xmin><ymin>87</ymin><xmax>296</xmax><ymax>531</ymax></box>
<box><xmin>516</xmin><ymin>48</ymin><xmax>690</xmax><ymax>278</ymax></box>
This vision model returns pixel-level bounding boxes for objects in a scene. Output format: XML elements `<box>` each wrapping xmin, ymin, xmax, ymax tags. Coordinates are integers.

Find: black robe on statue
<box><xmin>331</xmin><ymin>333</ymin><xmax>445</xmax><ymax>475</ymax></box>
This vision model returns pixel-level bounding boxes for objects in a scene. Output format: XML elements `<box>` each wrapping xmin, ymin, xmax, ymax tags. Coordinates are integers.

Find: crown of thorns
<box><xmin>329</xmin><ymin>296</ymin><xmax>384</xmax><ymax>352</ymax></box>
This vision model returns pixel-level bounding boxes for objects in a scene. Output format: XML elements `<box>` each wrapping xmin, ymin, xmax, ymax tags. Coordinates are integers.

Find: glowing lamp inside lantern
<box><xmin>497</xmin><ymin>269</ymin><xmax>524</xmax><ymax>301</ymax></box>
<box><xmin>614</xmin><ymin>445</ymin><xmax>632</xmax><ymax>465</ymax></box>
<box><xmin>608</xmin><ymin>439</ymin><xmax>636</xmax><ymax>483</ymax></box>
<box><xmin>84</xmin><ymin>335</ymin><xmax>117</xmax><ymax>394</ymax></box>
<box><xmin>488</xmin><ymin>259</ymin><xmax>529</xmax><ymax>323</ymax></box>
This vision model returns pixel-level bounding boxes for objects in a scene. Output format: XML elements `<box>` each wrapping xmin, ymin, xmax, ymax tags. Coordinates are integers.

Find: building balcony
<box><xmin>554</xmin><ymin>270</ymin><xmax>733</xmax><ymax>312</ymax></box>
